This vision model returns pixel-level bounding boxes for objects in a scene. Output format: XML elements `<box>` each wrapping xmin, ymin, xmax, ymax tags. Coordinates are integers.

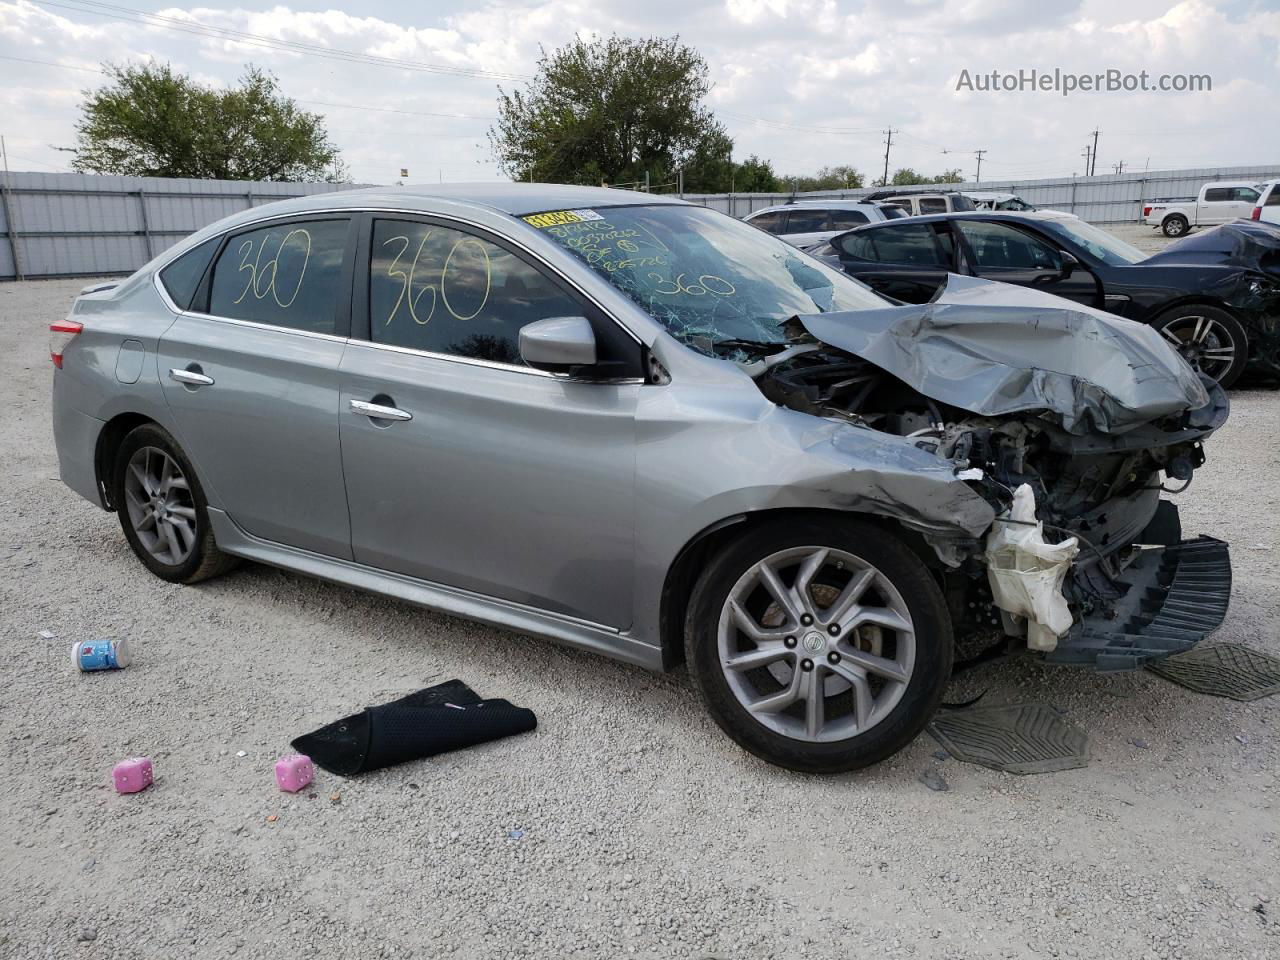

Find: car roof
<box><xmin>850</xmin><ymin>210</ymin><xmax>1077</xmax><ymax>230</ymax></box>
<box><xmin>292</xmin><ymin>182</ymin><xmax>687</xmax><ymax>217</ymax></box>
<box><xmin>747</xmin><ymin>200</ymin><xmax>887</xmax><ymax>215</ymax></box>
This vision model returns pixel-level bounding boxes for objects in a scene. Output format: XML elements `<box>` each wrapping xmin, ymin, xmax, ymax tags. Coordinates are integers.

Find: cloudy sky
<box><xmin>0</xmin><ymin>0</ymin><xmax>1277</xmax><ymax>186</ymax></box>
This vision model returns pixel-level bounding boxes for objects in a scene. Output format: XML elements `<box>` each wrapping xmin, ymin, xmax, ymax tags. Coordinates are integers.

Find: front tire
<box><xmin>684</xmin><ymin>516</ymin><xmax>953</xmax><ymax>773</ymax></box>
<box><xmin>1162</xmin><ymin>214</ymin><xmax>1189</xmax><ymax>237</ymax></box>
<box><xmin>1152</xmin><ymin>305</ymin><xmax>1248</xmax><ymax>387</ymax></box>
<box><xmin>112</xmin><ymin>423</ymin><xmax>238</xmax><ymax>584</ymax></box>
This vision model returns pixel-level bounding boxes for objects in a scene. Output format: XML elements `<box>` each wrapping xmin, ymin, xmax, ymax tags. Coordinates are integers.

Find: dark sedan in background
<box><xmin>812</xmin><ymin>212</ymin><xmax>1280</xmax><ymax>386</ymax></box>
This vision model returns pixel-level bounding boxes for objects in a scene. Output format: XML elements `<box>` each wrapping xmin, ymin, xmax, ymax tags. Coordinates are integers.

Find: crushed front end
<box><xmin>749</xmin><ymin>276</ymin><xmax>1234</xmax><ymax>671</ymax></box>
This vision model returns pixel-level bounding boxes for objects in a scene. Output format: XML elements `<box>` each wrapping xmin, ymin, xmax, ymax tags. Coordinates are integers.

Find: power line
<box><xmin>28</xmin><ymin>0</ymin><xmax>532</xmax><ymax>82</ymax></box>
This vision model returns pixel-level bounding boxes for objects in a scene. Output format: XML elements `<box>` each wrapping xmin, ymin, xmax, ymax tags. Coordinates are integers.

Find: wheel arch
<box><xmin>657</xmin><ymin>507</ymin><xmax>945</xmax><ymax>670</ymax></box>
<box><xmin>94</xmin><ymin>412</ymin><xmax>156</xmax><ymax>509</ymax></box>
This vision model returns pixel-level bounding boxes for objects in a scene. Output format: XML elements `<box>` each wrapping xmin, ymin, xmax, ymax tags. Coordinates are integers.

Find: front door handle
<box><xmin>350</xmin><ymin>399</ymin><xmax>413</xmax><ymax>422</ymax></box>
<box><xmin>169</xmin><ymin>367</ymin><xmax>214</xmax><ymax>386</ymax></box>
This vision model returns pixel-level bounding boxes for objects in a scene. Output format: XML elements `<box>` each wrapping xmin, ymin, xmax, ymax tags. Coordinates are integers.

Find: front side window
<box><xmin>527</xmin><ymin>204</ymin><xmax>884</xmax><ymax>352</ymax></box>
<box><xmin>369</xmin><ymin>219</ymin><xmax>583</xmax><ymax>365</ymax></box>
<box><xmin>1042</xmin><ymin>218</ymin><xmax>1147</xmax><ymax>265</ymax></box>
<box><xmin>1231</xmin><ymin>187</ymin><xmax>1260</xmax><ymax>204</ymax></box>
<box><xmin>956</xmin><ymin>221</ymin><xmax>1061</xmax><ymax>270</ymax></box>
<box><xmin>208</xmin><ymin>219</ymin><xmax>350</xmax><ymax>333</ymax></box>
<box><xmin>841</xmin><ymin>222</ymin><xmax>951</xmax><ymax>267</ymax></box>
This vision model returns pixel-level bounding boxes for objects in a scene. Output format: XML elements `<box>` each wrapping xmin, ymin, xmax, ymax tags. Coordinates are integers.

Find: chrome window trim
<box><xmin>149</xmin><ymin>204</ymin><xmax>646</xmax><ymax>352</ymax></box>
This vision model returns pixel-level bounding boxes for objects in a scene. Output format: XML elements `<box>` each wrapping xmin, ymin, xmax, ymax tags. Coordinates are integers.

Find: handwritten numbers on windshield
<box><xmin>381</xmin><ymin>232</ymin><xmax>492</xmax><ymax>326</ymax></box>
<box><xmin>645</xmin><ymin>272</ymin><xmax>737</xmax><ymax>298</ymax></box>
<box><xmin>233</xmin><ymin>228</ymin><xmax>312</xmax><ymax>309</ymax></box>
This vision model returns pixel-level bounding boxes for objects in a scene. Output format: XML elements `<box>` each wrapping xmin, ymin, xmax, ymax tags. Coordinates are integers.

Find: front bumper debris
<box><xmin>1044</xmin><ymin>537</ymin><xmax>1232</xmax><ymax>671</ymax></box>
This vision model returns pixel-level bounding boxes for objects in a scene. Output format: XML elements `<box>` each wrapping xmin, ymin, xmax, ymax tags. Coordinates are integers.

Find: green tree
<box><xmin>489</xmin><ymin>35</ymin><xmax>731</xmax><ymax>191</ymax></box>
<box><xmin>70</xmin><ymin>63</ymin><xmax>346</xmax><ymax>182</ymax></box>
<box><xmin>788</xmin><ymin>164</ymin><xmax>865</xmax><ymax>191</ymax></box>
<box><xmin>890</xmin><ymin>167</ymin><xmax>929</xmax><ymax>186</ymax></box>
<box><xmin>732</xmin><ymin>154</ymin><xmax>780</xmax><ymax>192</ymax></box>
<box><xmin>932</xmin><ymin>168</ymin><xmax>963</xmax><ymax>183</ymax></box>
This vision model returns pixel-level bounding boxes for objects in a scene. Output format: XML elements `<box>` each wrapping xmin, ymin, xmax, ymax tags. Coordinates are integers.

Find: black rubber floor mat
<box><xmin>1145</xmin><ymin>643</ymin><xmax>1280</xmax><ymax>701</ymax></box>
<box><xmin>927</xmin><ymin>704</ymin><xmax>1089</xmax><ymax>775</ymax></box>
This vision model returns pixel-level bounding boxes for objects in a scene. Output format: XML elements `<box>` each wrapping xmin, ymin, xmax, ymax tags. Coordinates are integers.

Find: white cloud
<box><xmin>0</xmin><ymin>0</ymin><xmax>1275</xmax><ymax>184</ymax></box>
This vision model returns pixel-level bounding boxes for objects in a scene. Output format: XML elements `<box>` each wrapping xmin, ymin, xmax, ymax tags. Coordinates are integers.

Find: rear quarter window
<box><xmin>158</xmin><ymin>237</ymin><xmax>219</xmax><ymax>311</ymax></box>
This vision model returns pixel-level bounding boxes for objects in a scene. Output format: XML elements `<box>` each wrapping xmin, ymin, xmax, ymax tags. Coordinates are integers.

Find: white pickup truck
<box><xmin>1143</xmin><ymin>181</ymin><xmax>1262</xmax><ymax>237</ymax></box>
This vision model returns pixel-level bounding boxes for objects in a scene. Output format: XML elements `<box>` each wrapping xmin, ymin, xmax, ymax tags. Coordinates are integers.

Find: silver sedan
<box><xmin>51</xmin><ymin>184</ymin><xmax>1231</xmax><ymax>772</ymax></box>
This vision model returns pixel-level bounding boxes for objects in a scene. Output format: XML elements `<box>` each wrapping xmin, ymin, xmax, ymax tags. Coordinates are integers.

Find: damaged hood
<box><xmin>798</xmin><ymin>274</ymin><xmax>1209</xmax><ymax>435</ymax></box>
<box><xmin>1143</xmin><ymin>220</ymin><xmax>1280</xmax><ymax>277</ymax></box>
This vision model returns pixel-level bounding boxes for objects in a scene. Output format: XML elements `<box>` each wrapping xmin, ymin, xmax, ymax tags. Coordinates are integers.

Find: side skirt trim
<box><xmin>207</xmin><ymin>508</ymin><xmax>664</xmax><ymax>671</ymax></box>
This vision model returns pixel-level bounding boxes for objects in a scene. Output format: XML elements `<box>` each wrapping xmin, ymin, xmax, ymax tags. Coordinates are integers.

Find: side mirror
<box><xmin>519</xmin><ymin>316</ymin><xmax>597</xmax><ymax>372</ymax></box>
<box><xmin>1059</xmin><ymin>250</ymin><xmax>1081</xmax><ymax>278</ymax></box>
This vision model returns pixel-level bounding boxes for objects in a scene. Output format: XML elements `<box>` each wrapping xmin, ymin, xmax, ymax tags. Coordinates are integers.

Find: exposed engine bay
<box><xmin>734</xmin><ymin>318</ymin><xmax>1231</xmax><ymax>670</ymax></box>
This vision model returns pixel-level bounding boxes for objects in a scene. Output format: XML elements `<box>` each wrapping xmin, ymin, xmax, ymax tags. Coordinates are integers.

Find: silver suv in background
<box><xmin>743</xmin><ymin>200</ymin><xmax>905</xmax><ymax>248</ymax></box>
<box><xmin>51</xmin><ymin>184</ymin><xmax>1232</xmax><ymax>773</ymax></box>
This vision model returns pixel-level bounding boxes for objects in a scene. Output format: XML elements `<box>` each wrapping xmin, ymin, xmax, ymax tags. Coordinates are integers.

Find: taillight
<box><xmin>1252</xmin><ymin>207</ymin><xmax>1262</xmax><ymax>220</ymax></box>
<box><xmin>1143</xmin><ymin>206</ymin><xmax>1152</xmax><ymax>217</ymax></box>
<box><xmin>49</xmin><ymin>319</ymin><xmax>83</xmax><ymax>368</ymax></box>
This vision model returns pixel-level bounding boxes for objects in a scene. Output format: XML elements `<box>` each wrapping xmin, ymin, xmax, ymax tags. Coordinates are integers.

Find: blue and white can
<box><xmin>72</xmin><ymin>638</ymin><xmax>132</xmax><ymax>671</ymax></box>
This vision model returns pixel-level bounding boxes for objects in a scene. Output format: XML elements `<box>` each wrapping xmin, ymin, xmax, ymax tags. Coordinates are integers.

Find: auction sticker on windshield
<box><xmin>522</xmin><ymin>209</ymin><xmax>605</xmax><ymax>228</ymax></box>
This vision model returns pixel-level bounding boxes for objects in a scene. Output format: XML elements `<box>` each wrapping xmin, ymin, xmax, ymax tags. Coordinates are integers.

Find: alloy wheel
<box><xmin>1158</xmin><ymin>315</ymin><xmax>1238</xmax><ymax>382</ymax></box>
<box><xmin>716</xmin><ymin>546</ymin><xmax>917</xmax><ymax>743</ymax></box>
<box><xmin>122</xmin><ymin>446</ymin><xmax>198</xmax><ymax>565</ymax></box>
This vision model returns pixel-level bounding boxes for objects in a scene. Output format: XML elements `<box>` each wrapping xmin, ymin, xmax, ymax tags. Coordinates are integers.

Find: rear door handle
<box><xmin>350</xmin><ymin>399</ymin><xmax>413</xmax><ymax>422</ymax></box>
<box><xmin>169</xmin><ymin>367</ymin><xmax>214</xmax><ymax>386</ymax></box>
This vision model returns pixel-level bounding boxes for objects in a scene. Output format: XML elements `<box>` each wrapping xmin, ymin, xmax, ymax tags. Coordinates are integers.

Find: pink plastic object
<box><xmin>112</xmin><ymin>757</ymin><xmax>153</xmax><ymax>794</ymax></box>
<box><xmin>274</xmin><ymin>754</ymin><xmax>314</xmax><ymax>793</ymax></box>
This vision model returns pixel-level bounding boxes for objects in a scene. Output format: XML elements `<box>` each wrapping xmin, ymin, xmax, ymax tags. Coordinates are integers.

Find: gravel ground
<box><xmin>2</xmin><ymin>271</ymin><xmax>1279</xmax><ymax>960</ymax></box>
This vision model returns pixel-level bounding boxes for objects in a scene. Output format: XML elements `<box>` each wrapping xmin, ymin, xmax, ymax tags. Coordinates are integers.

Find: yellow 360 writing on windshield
<box><xmin>522</xmin><ymin>209</ymin><xmax>604</xmax><ymax>228</ymax></box>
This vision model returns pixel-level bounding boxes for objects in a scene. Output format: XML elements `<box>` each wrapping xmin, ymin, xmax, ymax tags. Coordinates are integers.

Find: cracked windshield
<box><xmin>525</xmin><ymin>204</ymin><xmax>884</xmax><ymax>354</ymax></box>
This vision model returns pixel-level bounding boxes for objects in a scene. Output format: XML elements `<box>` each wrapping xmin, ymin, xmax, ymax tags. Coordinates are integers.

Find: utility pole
<box><xmin>881</xmin><ymin>128</ymin><xmax>895</xmax><ymax>187</ymax></box>
<box><xmin>677</xmin><ymin>167</ymin><xmax>683</xmax><ymax>198</ymax></box>
<box><xmin>0</xmin><ymin>135</ymin><xmax>22</xmax><ymax>280</ymax></box>
<box><xmin>1089</xmin><ymin>128</ymin><xmax>1100</xmax><ymax>176</ymax></box>
<box><xmin>973</xmin><ymin>149</ymin><xmax>987</xmax><ymax>184</ymax></box>
<box><xmin>1082</xmin><ymin>145</ymin><xmax>1093</xmax><ymax>178</ymax></box>
<box><xmin>1113</xmin><ymin>160</ymin><xmax>1126</xmax><ymax>175</ymax></box>
<box><xmin>644</xmin><ymin>170</ymin><xmax>650</xmax><ymax>193</ymax></box>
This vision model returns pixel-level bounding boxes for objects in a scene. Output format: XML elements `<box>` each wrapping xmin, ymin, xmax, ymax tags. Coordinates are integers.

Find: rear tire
<box><xmin>684</xmin><ymin>516</ymin><xmax>953</xmax><ymax>773</ymax></box>
<box><xmin>1162</xmin><ymin>214</ymin><xmax>1189</xmax><ymax>238</ymax></box>
<box><xmin>113</xmin><ymin>423</ymin><xmax>239</xmax><ymax>584</ymax></box>
<box><xmin>1151</xmin><ymin>305</ymin><xmax>1248</xmax><ymax>388</ymax></box>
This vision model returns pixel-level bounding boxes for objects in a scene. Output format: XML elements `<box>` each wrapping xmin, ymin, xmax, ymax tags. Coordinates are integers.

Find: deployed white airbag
<box><xmin>984</xmin><ymin>484</ymin><xmax>1080</xmax><ymax>651</ymax></box>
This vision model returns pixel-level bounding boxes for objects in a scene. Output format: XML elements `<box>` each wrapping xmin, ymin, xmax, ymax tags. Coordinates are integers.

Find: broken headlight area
<box><xmin>747</xmin><ymin>342</ymin><xmax>1233</xmax><ymax>671</ymax></box>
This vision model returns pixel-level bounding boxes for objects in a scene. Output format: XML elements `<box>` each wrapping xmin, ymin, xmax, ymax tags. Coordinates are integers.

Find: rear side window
<box><xmin>879</xmin><ymin>205</ymin><xmax>906</xmax><ymax>219</ymax></box>
<box><xmin>919</xmin><ymin>197</ymin><xmax>947</xmax><ymax>214</ymax></box>
<box><xmin>369</xmin><ymin>218</ymin><xmax>584</xmax><ymax>366</ymax></box>
<box><xmin>830</xmin><ymin>210</ymin><xmax>870</xmax><ymax>229</ymax></box>
<box><xmin>1203</xmin><ymin>188</ymin><xmax>1231</xmax><ymax>202</ymax></box>
<box><xmin>840</xmin><ymin>223</ymin><xmax>951</xmax><ymax>266</ymax></box>
<box><xmin>747</xmin><ymin>211</ymin><xmax>785</xmax><ymax>233</ymax></box>
<box><xmin>208</xmin><ymin>219</ymin><xmax>350</xmax><ymax>334</ymax></box>
<box><xmin>1267</xmin><ymin>186</ymin><xmax>1280</xmax><ymax>207</ymax></box>
<box><xmin>785</xmin><ymin>209</ymin><xmax>829</xmax><ymax>232</ymax></box>
<box><xmin>158</xmin><ymin>237</ymin><xmax>218</xmax><ymax>311</ymax></box>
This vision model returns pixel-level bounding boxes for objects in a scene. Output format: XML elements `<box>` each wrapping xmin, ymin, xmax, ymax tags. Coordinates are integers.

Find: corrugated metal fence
<box><xmin>0</xmin><ymin>172</ymin><xmax>363</xmax><ymax>280</ymax></box>
<box><xmin>4</xmin><ymin>165</ymin><xmax>1279</xmax><ymax>280</ymax></box>
<box><xmin>682</xmin><ymin>163</ymin><xmax>1280</xmax><ymax>223</ymax></box>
